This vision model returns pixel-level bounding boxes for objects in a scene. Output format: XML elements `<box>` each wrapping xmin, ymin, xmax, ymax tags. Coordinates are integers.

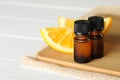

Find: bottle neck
<box><xmin>90</xmin><ymin>31</ymin><xmax>103</xmax><ymax>36</ymax></box>
<box><xmin>76</xmin><ymin>33</ymin><xmax>88</xmax><ymax>40</ymax></box>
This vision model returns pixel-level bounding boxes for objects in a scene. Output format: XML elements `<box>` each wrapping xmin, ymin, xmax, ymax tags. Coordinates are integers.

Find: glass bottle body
<box><xmin>89</xmin><ymin>31</ymin><xmax>104</xmax><ymax>59</ymax></box>
<box><xmin>74</xmin><ymin>34</ymin><xmax>91</xmax><ymax>63</ymax></box>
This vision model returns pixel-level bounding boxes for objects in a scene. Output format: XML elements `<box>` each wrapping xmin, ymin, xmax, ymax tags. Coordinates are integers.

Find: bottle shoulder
<box><xmin>89</xmin><ymin>34</ymin><xmax>104</xmax><ymax>40</ymax></box>
<box><xmin>74</xmin><ymin>37</ymin><xmax>90</xmax><ymax>43</ymax></box>
<box><xmin>89</xmin><ymin>31</ymin><xmax>104</xmax><ymax>39</ymax></box>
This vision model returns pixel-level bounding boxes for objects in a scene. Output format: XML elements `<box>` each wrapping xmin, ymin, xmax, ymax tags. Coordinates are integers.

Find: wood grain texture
<box><xmin>36</xmin><ymin>6</ymin><xmax>120</xmax><ymax>77</ymax></box>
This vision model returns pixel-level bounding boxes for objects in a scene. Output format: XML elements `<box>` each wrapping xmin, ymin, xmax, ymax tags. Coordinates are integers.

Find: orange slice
<box><xmin>58</xmin><ymin>16</ymin><xmax>112</xmax><ymax>34</ymax></box>
<box><xmin>103</xmin><ymin>17</ymin><xmax>112</xmax><ymax>34</ymax></box>
<box><xmin>58</xmin><ymin>16</ymin><xmax>74</xmax><ymax>28</ymax></box>
<box><xmin>40</xmin><ymin>28</ymin><xmax>74</xmax><ymax>54</ymax></box>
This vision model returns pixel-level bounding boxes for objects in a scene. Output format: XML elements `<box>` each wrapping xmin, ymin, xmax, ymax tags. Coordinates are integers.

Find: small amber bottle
<box><xmin>88</xmin><ymin>16</ymin><xmax>104</xmax><ymax>59</ymax></box>
<box><xmin>74</xmin><ymin>20</ymin><xmax>91</xmax><ymax>63</ymax></box>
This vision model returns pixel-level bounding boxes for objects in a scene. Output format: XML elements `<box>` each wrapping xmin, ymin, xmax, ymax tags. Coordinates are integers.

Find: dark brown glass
<box><xmin>89</xmin><ymin>31</ymin><xmax>104</xmax><ymax>59</ymax></box>
<box><xmin>74</xmin><ymin>34</ymin><xmax>91</xmax><ymax>63</ymax></box>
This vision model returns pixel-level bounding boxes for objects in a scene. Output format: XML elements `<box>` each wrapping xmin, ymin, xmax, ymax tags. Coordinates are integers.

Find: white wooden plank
<box><xmin>0</xmin><ymin>3</ymin><xmax>88</xmax><ymax>21</ymax></box>
<box><xmin>0</xmin><ymin>0</ymin><xmax>120</xmax><ymax>9</ymax></box>
<box><xmin>0</xmin><ymin>60</ymin><xmax>82</xmax><ymax>80</ymax></box>
<box><xmin>0</xmin><ymin>16</ymin><xmax>56</xmax><ymax>38</ymax></box>
<box><xmin>0</xmin><ymin>37</ymin><xmax>46</xmax><ymax>60</ymax></box>
<box><xmin>0</xmin><ymin>0</ymin><xmax>91</xmax><ymax>11</ymax></box>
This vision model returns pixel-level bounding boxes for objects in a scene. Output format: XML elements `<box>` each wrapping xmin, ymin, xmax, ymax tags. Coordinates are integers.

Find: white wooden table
<box><xmin>0</xmin><ymin>0</ymin><xmax>120</xmax><ymax>80</ymax></box>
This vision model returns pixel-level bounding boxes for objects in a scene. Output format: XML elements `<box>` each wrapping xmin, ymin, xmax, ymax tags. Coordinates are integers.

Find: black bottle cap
<box><xmin>74</xmin><ymin>20</ymin><xmax>90</xmax><ymax>34</ymax></box>
<box><xmin>88</xmin><ymin>16</ymin><xmax>104</xmax><ymax>31</ymax></box>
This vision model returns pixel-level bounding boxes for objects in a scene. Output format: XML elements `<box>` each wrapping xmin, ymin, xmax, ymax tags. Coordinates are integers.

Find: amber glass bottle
<box><xmin>88</xmin><ymin>16</ymin><xmax>104</xmax><ymax>59</ymax></box>
<box><xmin>74</xmin><ymin>20</ymin><xmax>91</xmax><ymax>63</ymax></box>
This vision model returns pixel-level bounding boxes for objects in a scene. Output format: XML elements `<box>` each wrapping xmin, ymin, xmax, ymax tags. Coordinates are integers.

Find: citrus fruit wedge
<box><xmin>58</xmin><ymin>16</ymin><xmax>112</xmax><ymax>34</ymax></box>
<box><xmin>58</xmin><ymin>16</ymin><xmax>75</xmax><ymax>28</ymax></box>
<box><xmin>103</xmin><ymin>17</ymin><xmax>112</xmax><ymax>34</ymax></box>
<box><xmin>40</xmin><ymin>28</ymin><xmax>74</xmax><ymax>54</ymax></box>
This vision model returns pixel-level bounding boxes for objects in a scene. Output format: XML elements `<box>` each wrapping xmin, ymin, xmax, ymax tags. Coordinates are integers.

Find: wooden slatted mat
<box><xmin>24</xmin><ymin>6</ymin><xmax>120</xmax><ymax>78</ymax></box>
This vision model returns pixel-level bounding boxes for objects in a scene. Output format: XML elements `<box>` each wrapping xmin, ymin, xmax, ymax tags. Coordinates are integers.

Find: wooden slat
<box><xmin>0</xmin><ymin>16</ymin><xmax>55</xmax><ymax>38</ymax></box>
<box><xmin>0</xmin><ymin>4</ymin><xmax>88</xmax><ymax>21</ymax></box>
<box><xmin>0</xmin><ymin>37</ymin><xmax>46</xmax><ymax>60</ymax></box>
<box><xmin>1</xmin><ymin>0</ymin><xmax>120</xmax><ymax>9</ymax></box>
